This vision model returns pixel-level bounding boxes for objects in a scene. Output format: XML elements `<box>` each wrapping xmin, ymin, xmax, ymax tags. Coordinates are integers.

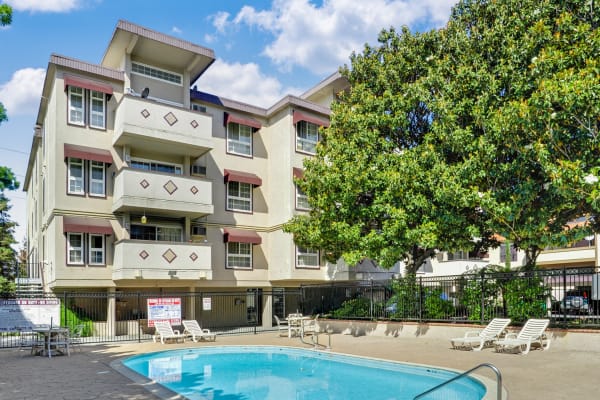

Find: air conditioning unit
<box><xmin>191</xmin><ymin>165</ymin><xmax>206</xmax><ymax>176</ymax></box>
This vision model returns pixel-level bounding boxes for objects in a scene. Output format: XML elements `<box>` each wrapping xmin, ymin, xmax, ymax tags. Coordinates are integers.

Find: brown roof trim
<box><xmin>223</xmin><ymin>228</ymin><xmax>262</xmax><ymax>244</ymax></box>
<box><xmin>63</xmin><ymin>216</ymin><xmax>113</xmax><ymax>235</ymax></box>
<box><xmin>224</xmin><ymin>112</ymin><xmax>262</xmax><ymax>130</ymax></box>
<box><xmin>64</xmin><ymin>144</ymin><xmax>113</xmax><ymax>164</ymax></box>
<box><xmin>50</xmin><ymin>54</ymin><xmax>124</xmax><ymax>81</ymax></box>
<box><xmin>223</xmin><ymin>169</ymin><xmax>262</xmax><ymax>186</ymax></box>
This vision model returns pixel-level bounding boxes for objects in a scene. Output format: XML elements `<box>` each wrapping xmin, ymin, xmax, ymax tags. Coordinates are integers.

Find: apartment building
<box><xmin>23</xmin><ymin>20</ymin><xmax>398</xmax><ymax>305</ymax></box>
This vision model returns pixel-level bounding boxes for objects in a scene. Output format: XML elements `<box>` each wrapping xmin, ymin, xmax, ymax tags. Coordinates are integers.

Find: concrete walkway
<box><xmin>1</xmin><ymin>330</ymin><xmax>598</xmax><ymax>400</ymax></box>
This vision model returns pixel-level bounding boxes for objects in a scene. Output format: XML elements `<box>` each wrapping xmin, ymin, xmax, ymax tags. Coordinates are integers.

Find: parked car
<box><xmin>559</xmin><ymin>295</ymin><xmax>592</xmax><ymax>315</ymax></box>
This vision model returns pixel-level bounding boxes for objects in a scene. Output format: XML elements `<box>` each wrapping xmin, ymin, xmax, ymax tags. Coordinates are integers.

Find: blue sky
<box><xmin>0</xmin><ymin>0</ymin><xmax>456</xmax><ymax>247</ymax></box>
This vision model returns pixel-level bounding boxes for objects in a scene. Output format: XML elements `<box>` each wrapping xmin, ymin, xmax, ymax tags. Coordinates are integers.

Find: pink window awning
<box><xmin>63</xmin><ymin>216</ymin><xmax>113</xmax><ymax>235</ymax></box>
<box><xmin>224</xmin><ymin>112</ymin><xmax>262</xmax><ymax>130</ymax></box>
<box><xmin>293</xmin><ymin>167</ymin><xmax>304</xmax><ymax>180</ymax></box>
<box><xmin>64</xmin><ymin>75</ymin><xmax>114</xmax><ymax>95</ymax></box>
<box><xmin>223</xmin><ymin>228</ymin><xmax>262</xmax><ymax>244</ymax></box>
<box><xmin>293</xmin><ymin>110</ymin><xmax>329</xmax><ymax>127</ymax></box>
<box><xmin>64</xmin><ymin>144</ymin><xmax>113</xmax><ymax>164</ymax></box>
<box><xmin>224</xmin><ymin>169</ymin><xmax>262</xmax><ymax>186</ymax></box>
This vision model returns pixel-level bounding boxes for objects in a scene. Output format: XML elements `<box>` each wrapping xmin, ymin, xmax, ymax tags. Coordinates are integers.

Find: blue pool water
<box><xmin>122</xmin><ymin>346</ymin><xmax>487</xmax><ymax>400</ymax></box>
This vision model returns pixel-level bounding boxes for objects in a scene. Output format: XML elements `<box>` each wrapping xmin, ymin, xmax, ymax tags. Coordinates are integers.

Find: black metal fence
<box><xmin>1</xmin><ymin>267</ymin><xmax>598</xmax><ymax>348</ymax></box>
<box><xmin>302</xmin><ymin>267</ymin><xmax>600</xmax><ymax>328</ymax></box>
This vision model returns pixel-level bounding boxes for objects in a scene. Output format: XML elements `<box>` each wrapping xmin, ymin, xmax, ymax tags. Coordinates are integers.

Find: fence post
<box><xmin>137</xmin><ymin>292</ymin><xmax>141</xmax><ymax>343</ymax></box>
<box><xmin>370</xmin><ymin>279</ymin><xmax>374</xmax><ymax>320</ymax></box>
<box><xmin>63</xmin><ymin>291</ymin><xmax>68</xmax><ymax>327</ymax></box>
<box><xmin>480</xmin><ymin>269</ymin><xmax>485</xmax><ymax>325</ymax></box>
<box><xmin>419</xmin><ymin>276</ymin><xmax>423</xmax><ymax>323</ymax></box>
<box><xmin>562</xmin><ymin>268</ymin><xmax>567</xmax><ymax>325</ymax></box>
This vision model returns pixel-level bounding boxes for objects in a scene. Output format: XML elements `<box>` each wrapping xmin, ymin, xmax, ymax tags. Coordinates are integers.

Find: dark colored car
<box><xmin>559</xmin><ymin>294</ymin><xmax>592</xmax><ymax>315</ymax></box>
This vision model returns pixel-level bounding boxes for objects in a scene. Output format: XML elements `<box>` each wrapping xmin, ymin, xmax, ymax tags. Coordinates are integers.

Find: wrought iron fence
<box><xmin>1</xmin><ymin>267</ymin><xmax>598</xmax><ymax>348</ymax></box>
<box><xmin>302</xmin><ymin>267</ymin><xmax>600</xmax><ymax>328</ymax></box>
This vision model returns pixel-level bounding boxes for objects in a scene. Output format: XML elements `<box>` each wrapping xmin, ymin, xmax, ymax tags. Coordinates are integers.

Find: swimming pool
<box><xmin>122</xmin><ymin>346</ymin><xmax>487</xmax><ymax>400</ymax></box>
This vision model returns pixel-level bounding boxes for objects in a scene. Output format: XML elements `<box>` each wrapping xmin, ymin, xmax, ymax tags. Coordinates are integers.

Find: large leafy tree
<box><xmin>0</xmin><ymin>195</ymin><xmax>17</xmax><ymax>277</ymax></box>
<box><xmin>285</xmin><ymin>0</ymin><xmax>600</xmax><ymax>272</ymax></box>
<box><xmin>0</xmin><ymin>2</ymin><xmax>11</xmax><ymax>125</ymax></box>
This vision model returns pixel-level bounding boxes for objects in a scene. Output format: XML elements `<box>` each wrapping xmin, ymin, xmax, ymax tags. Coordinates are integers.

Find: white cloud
<box><xmin>194</xmin><ymin>59</ymin><xmax>301</xmax><ymax>108</ymax></box>
<box><xmin>210</xmin><ymin>11</ymin><xmax>231</xmax><ymax>34</ymax></box>
<box><xmin>6</xmin><ymin>0</ymin><xmax>81</xmax><ymax>12</ymax></box>
<box><xmin>225</xmin><ymin>0</ymin><xmax>456</xmax><ymax>74</ymax></box>
<box><xmin>171</xmin><ymin>26</ymin><xmax>182</xmax><ymax>35</ymax></box>
<box><xmin>0</xmin><ymin>68</ymin><xmax>46</xmax><ymax>116</ymax></box>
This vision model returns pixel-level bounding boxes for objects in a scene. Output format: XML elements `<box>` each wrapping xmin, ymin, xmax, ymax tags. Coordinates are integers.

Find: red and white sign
<box><xmin>147</xmin><ymin>298</ymin><xmax>181</xmax><ymax>327</ymax></box>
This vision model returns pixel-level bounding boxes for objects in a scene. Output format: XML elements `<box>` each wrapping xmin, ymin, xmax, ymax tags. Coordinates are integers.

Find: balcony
<box><xmin>114</xmin><ymin>95</ymin><xmax>213</xmax><ymax>157</ymax></box>
<box><xmin>113</xmin><ymin>240</ymin><xmax>212</xmax><ymax>281</ymax></box>
<box><xmin>537</xmin><ymin>242</ymin><xmax>596</xmax><ymax>267</ymax></box>
<box><xmin>112</xmin><ymin>168</ymin><xmax>213</xmax><ymax>217</ymax></box>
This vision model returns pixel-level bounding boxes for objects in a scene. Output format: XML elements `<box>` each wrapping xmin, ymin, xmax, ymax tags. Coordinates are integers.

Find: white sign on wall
<box><xmin>147</xmin><ymin>298</ymin><xmax>181</xmax><ymax>327</ymax></box>
<box><xmin>0</xmin><ymin>298</ymin><xmax>61</xmax><ymax>332</ymax></box>
<box><xmin>202</xmin><ymin>297</ymin><xmax>212</xmax><ymax>311</ymax></box>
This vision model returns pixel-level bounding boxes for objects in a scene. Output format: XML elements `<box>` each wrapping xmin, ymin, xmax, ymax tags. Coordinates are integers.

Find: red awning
<box><xmin>224</xmin><ymin>112</ymin><xmax>262</xmax><ymax>130</ymax></box>
<box><xmin>64</xmin><ymin>75</ymin><xmax>114</xmax><ymax>95</ymax></box>
<box><xmin>293</xmin><ymin>110</ymin><xmax>329</xmax><ymax>127</ymax></box>
<box><xmin>63</xmin><ymin>216</ymin><xmax>113</xmax><ymax>235</ymax></box>
<box><xmin>223</xmin><ymin>228</ymin><xmax>262</xmax><ymax>244</ymax></box>
<box><xmin>64</xmin><ymin>144</ymin><xmax>113</xmax><ymax>164</ymax></box>
<box><xmin>224</xmin><ymin>169</ymin><xmax>262</xmax><ymax>186</ymax></box>
<box><xmin>293</xmin><ymin>167</ymin><xmax>304</xmax><ymax>180</ymax></box>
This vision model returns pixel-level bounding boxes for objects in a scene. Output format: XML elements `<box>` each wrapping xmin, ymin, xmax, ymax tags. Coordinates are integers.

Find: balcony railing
<box><xmin>112</xmin><ymin>168</ymin><xmax>213</xmax><ymax>217</ymax></box>
<box><xmin>113</xmin><ymin>240</ymin><xmax>212</xmax><ymax>281</ymax></box>
<box><xmin>114</xmin><ymin>95</ymin><xmax>213</xmax><ymax>157</ymax></box>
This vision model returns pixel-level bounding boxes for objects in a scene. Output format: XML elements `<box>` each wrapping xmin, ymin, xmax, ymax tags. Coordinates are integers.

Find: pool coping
<box><xmin>110</xmin><ymin>344</ymin><xmax>507</xmax><ymax>400</ymax></box>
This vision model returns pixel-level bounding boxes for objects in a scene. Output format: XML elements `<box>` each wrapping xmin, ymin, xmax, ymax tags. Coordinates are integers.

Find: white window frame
<box><xmin>227</xmin><ymin>123</ymin><xmax>253</xmax><ymax>156</ymax></box>
<box><xmin>226</xmin><ymin>181</ymin><xmax>252</xmax><ymax>212</ymax></box>
<box><xmin>226</xmin><ymin>242</ymin><xmax>252</xmax><ymax>269</ymax></box>
<box><xmin>68</xmin><ymin>158</ymin><xmax>85</xmax><ymax>195</ymax></box>
<box><xmin>89</xmin><ymin>90</ymin><xmax>106</xmax><ymax>129</ymax></box>
<box><xmin>89</xmin><ymin>161</ymin><xmax>106</xmax><ymax>197</ymax></box>
<box><xmin>68</xmin><ymin>86</ymin><xmax>85</xmax><ymax>126</ymax></box>
<box><xmin>296</xmin><ymin>246</ymin><xmax>320</xmax><ymax>269</ymax></box>
<box><xmin>296</xmin><ymin>120</ymin><xmax>319</xmax><ymax>155</ymax></box>
<box><xmin>67</xmin><ymin>233</ymin><xmax>84</xmax><ymax>265</ymax></box>
<box><xmin>131</xmin><ymin>61</ymin><xmax>182</xmax><ymax>86</ymax></box>
<box><xmin>130</xmin><ymin>157</ymin><xmax>183</xmax><ymax>175</ymax></box>
<box><xmin>88</xmin><ymin>234</ymin><xmax>105</xmax><ymax>265</ymax></box>
<box><xmin>295</xmin><ymin>184</ymin><xmax>309</xmax><ymax>210</ymax></box>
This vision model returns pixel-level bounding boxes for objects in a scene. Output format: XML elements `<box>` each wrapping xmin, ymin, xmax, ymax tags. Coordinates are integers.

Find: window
<box><xmin>68</xmin><ymin>86</ymin><xmax>84</xmax><ymax>125</ymax></box>
<box><xmin>67</xmin><ymin>86</ymin><xmax>106</xmax><ymax>129</ymax></box>
<box><xmin>130</xmin><ymin>223</ymin><xmax>183</xmax><ymax>242</ymax></box>
<box><xmin>227</xmin><ymin>181</ymin><xmax>252</xmax><ymax>212</ymax></box>
<box><xmin>89</xmin><ymin>234</ymin><xmax>105</xmax><ymax>265</ymax></box>
<box><xmin>89</xmin><ymin>161</ymin><xmax>106</xmax><ymax>197</ymax></box>
<box><xmin>67</xmin><ymin>158</ymin><xmax>107</xmax><ymax>197</ymax></box>
<box><xmin>130</xmin><ymin>158</ymin><xmax>183</xmax><ymax>175</ymax></box>
<box><xmin>227</xmin><ymin>123</ymin><xmax>253</xmax><ymax>156</ymax></box>
<box><xmin>89</xmin><ymin>90</ymin><xmax>106</xmax><ymax>129</ymax></box>
<box><xmin>68</xmin><ymin>158</ymin><xmax>84</xmax><ymax>195</ymax></box>
<box><xmin>67</xmin><ymin>233</ymin><xmax>84</xmax><ymax>264</ymax></box>
<box><xmin>499</xmin><ymin>244</ymin><xmax>518</xmax><ymax>262</ymax></box>
<box><xmin>296</xmin><ymin>120</ymin><xmax>319</xmax><ymax>154</ymax></box>
<box><xmin>226</xmin><ymin>242</ymin><xmax>252</xmax><ymax>269</ymax></box>
<box><xmin>296</xmin><ymin>246</ymin><xmax>319</xmax><ymax>268</ymax></box>
<box><xmin>296</xmin><ymin>184</ymin><xmax>309</xmax><ymax>210</ymax></box>
<box><xmin>131</xmin><ymin>62</ymin><xmax>182</xmax><ymax>85</ymax></box>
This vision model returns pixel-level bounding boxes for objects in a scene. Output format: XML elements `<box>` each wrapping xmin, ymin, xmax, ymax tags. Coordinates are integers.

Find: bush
<box><xmin>60</xmin><ymin>303</ymin><xmax>94</xmax><ymax>336</ymax></box>
<box><xmin>332</xmin><ymin>297</ymin><xmax>376</xmax><ymax>318</ymax></box>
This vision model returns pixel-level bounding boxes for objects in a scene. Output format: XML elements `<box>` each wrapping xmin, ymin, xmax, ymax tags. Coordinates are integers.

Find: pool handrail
<box><xmin>412</xmin><ymin>362</ymin><xmax>503</xmax><ymax>400</ymax></box>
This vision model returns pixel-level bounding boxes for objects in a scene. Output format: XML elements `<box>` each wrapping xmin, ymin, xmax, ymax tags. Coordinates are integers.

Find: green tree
<box><xmin>0</xmin><ymin>195</ymin><xmax>18</xmax><ymax>276</ymax></box>
<box><xmin>0</xmin><ymin>3</ymin><xmax>11</xmax><ymax>125</ymax></box>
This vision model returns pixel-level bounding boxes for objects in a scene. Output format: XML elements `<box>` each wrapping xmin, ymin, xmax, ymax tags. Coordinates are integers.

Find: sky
<box><xmin>0</xmin><ymin>0</ymin><xmax>457</xmax><ymax>248</ymax></box>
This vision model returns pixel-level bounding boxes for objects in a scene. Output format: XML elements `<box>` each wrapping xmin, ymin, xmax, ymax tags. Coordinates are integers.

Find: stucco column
<box><xmin>107</xmin><ymin>287</ymin><xmax>116</xmax><ymax>337</ymax></box>
<box><xmin>263</xmin><ymin>293</ymin><xmax>273</xmax><ymax>328</ymax></box>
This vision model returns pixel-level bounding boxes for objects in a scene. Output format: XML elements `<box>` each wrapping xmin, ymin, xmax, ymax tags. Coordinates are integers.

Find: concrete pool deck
<box><xmin>1</xmin><ymin>328</ymin><xmax>598</xmax><ymax>400</ymax></box>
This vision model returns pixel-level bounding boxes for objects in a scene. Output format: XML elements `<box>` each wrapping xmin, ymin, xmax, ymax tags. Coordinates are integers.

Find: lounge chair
<box><xmin>450</xmin><ymin>318</ymin><xmax>511</xmax><ymax>351</ymax></box>
<box><xmin>274</xmin><ymin>315</ymin><xmax>290</xmax><ymax>337</ymax></box>
<box><xmin>182</xmin><ymin>320</ymin><xmax>216</xmax><ymax>342</ymax></box>
<box><xmin>152</xmin><ymin>320</ymin><xmax>186</xmax><ymax>344</ymax></box>
<box><xmin>301</xmin><ymin>314</ymin><xmax>320</xmax><ymax>337</ymax></box>
<box><xmin>494</xmin><ymin>318</ymin><xmax>551</xmax><ymax>355</ymax></box>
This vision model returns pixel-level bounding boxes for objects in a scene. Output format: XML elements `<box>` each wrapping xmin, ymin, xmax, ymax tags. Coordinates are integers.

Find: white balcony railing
<box><xmin>114</xmin><ymin>95</ymin><xmax>213</xmax><ymax>157</ymax></box>
<box><xmin>112</xmin><ymin>168</ymin><xmax>213</xmax><ymax>217</ymax></box>
<box><xmin>113</xmin><ymin>240</ymin><xmax>212</xmax><ymax>281</ymax></box>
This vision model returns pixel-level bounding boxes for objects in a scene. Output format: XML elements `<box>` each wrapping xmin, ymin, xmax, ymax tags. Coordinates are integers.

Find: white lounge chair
<box><xmin>274</xmin><ymin>315</ymin><xmax>290</xmax><ymax>337</ymax></box>
<box><xmin>495</xmin><ymin>318</ymin><xmax>551</xmax><ymax>355</ymax></box>
<box><xmin>153</xmin><ymin>321</ymin><xmax>186</xmax><ymax>344</ymax></box>
<box><xmin>450</xmin><ymin>318</ymin><xmax>511</xmax><ymax>351</ymax></box>
<box><xmin>182</xmin><ymin>320</ymin><xmax>216</xmax><ymax>342</ymax></box>
<box><xmin>301</xmin><ymin>314</ymin><xmax>320</xmax><ymax>337</ymax></box>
